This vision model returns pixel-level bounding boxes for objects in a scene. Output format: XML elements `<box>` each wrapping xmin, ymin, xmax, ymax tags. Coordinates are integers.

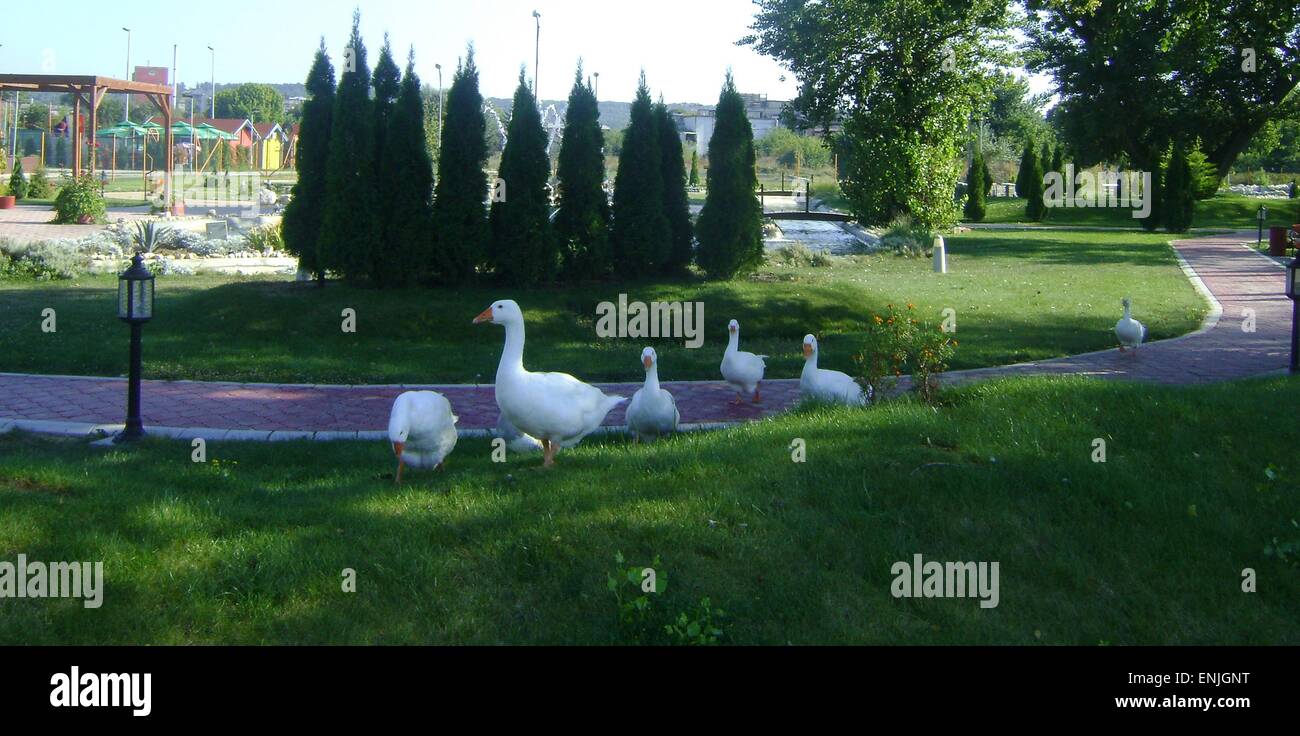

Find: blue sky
<box><xmin>0</xmin><ymin>0</ymin><xmax>805</xmax><ymax>103</ymax></box>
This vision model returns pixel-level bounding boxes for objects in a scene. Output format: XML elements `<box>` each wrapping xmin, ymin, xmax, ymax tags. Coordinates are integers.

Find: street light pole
<box><xmin>532</xmin><ymin>10</ymin><xmax>541</xmax><ymax>97</ymax></box>
<box><xmin>123</xmin><ymin>28</ymin><xmax>132</xmax><ymax>122</ymax></box>
<box><xmin>207</xmin><ymin>46</ymin><xmax>215</xmax><ymax>118</ymax></box>
<box><xmin>435</xmin><ymin>63</ymin><xmax>443</xmax><ymax>153</ymax></box>
<box><xmin>594</xmin><ymin>72</ymin><xmax>599</xmax><ymax>99</ymax></box>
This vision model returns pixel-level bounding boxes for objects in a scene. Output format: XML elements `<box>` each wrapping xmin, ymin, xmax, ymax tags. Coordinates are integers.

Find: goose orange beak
<box><xmin>473</xmin><ymin>307</ymin><xmax>494</xmax><ymax>324</ymax></box>
<box><xmin>643</xmin><ymin>355</ymin><xmax>653</xmax><ymax>369</ymax></box>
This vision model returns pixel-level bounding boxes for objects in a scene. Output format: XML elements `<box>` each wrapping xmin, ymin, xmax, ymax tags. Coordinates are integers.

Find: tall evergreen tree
<box><xmin>656</xmin><ymin>100</ymin><xmax>693</xmax><ymax>275</ymax></box>
<box><xmin>964</xmin><ymin>146</ymin><xmax>987</xmax><ymax>222</ymax></box>
<box><xmin>611</xmin><ymin>72</ymin><xmax>670</xmax><ymax>272</ymax></box>
<box><xmin>1162</xmin><ymin>141</ymin><xmax>1195</xmax><ymax>233</ymax></box>
<box><xmin>695</xmin><ymin>72</ymin><xmax>764</xmax><ymax>280</ymax></box>
<box><xmin>1015</xmin><ymin>138</ymin><xmax>1035</xmax><ymax>198</ymax></box>
<box><xmin>282</xmin><ymin>39</ymin><xmax>335</xmax><ymax>282</ymax></box>
<box><xmin>431</xmin><ymin>46</ymin><xmax>489</xmax><ymax>284</ymax></box>
<box><xmin>554</xmin><ymin>62</ymin><xmax>611</xmax><ymax>281</ymax></box>
<box><xmin>1050</xmin><ymin>144</ymin><xmax>1064</xmax><ymax>181</ymax></box>
<box><xmin>374</xmin><ymin>49</ymin><xmax>435</xmax><ymax>288</ymax></box>
<box><xmin>319</xmin><ymin>10</ymin><xmax>376</xmax><ymax>281</ymax></box>
<box><xmin>489</xmin><ymin>71</ymin><xmax>557</xmax><ymax>285</ymax></box>
<box><xmin>369</xmin><ymin>36</ymin><xmax>402</xmax><ymax>283</ymax></box>
<box><xmin>688</xmin><ymin>150</ymin><xmax>700</xmax><ymax>188</ymax></box>
<box><xmin>1039</xmin><ymin>140</ymin><xmax>1053</xmax><ymax>184</ymax></box>
<box><xmin>981</xmin><ymin>156</ymin><xmax>993</xmax><ymax>196</ymax></box>
<box><xmin>1023</xmin><ymin>145</ymin><xmax>1046</xmax><ymax>221</ymax></box>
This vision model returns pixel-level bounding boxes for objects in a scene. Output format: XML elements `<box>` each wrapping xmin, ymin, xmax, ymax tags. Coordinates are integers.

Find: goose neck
<box><xmin>644</xmin><ymin>365</ymin><xmax>661</xmax><ymax>392</ymax></box>
<box><xmin>499</xmin><ymin>320</ymin><xmax>526</xmax><ymax>377</ymax></box>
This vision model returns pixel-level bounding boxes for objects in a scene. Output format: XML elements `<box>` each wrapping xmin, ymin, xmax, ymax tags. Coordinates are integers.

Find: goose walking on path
<box><xmin>474</xmin><ymin>300</ymin><xmax>626</xmax><ymax>468</ymax></box>
<box><xmin>800</xmin><ymin>335</ymin><xmax>869</xmax><ymax>406</ymax></box>
<box><xmin>388</xmin><ymin>391</ymin><xmax>459</xmax><ymax>484</ymax></box>
<box><xmin>721</xmin><ymin>319</ymin><xmax>766</xmax><ymax>404</ymax></box>
<box><xmin>626</xmin><ymin>347</ymin><xmax>680</xmax><ymax>442</ymax></box>
<box><xmin>1115</xmin><ymin>297</ymin><xmax>1147</xmax><ymax>353</ymax></box>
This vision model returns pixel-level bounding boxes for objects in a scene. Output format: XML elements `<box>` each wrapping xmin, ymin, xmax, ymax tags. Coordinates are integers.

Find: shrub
<box><xmin>245</xmin><ymin>223</ymin><xmax>284</xmax><ymax>253</ymax></box>
<box><xmin>131</xmin><ymin>221</ymin><xmax>176</xmax><ymax>254</ymax></box>
<box><xmin>853</xmin><ymin>303</ymin><xmax>956</xmax><ymax>405</ymax></box>
<box><xmin>0</xmin><ymin>240</ymin><xmax>90</xmax><ymax>280</ymax></box>
<box><xmin>8</xmin><ymin>160</ymin><xmax>28</xmax><ymax>199</ymax></box>
<box><xmin>766</xmin><ymin>243</ymin><xmax>835</xmax><ymax>268</ymax></box>
<box><xmin>963</xmin><ymin>146</ymin><xmax>987</xmax><ymax>222</ymax></box>
<box><xmin>53</xmin><ymin>176</ymin><xmax>107</xmax><ymax>224</ymax></box>
<box><xmin>1162</xmin><ymin>141</ymin><xmax>1196</xmax><ymax>233</ymax></box>
<box><xmin>26</xmin><ymin>166</ymin><xmax>53</xmax><ymax>198</ymax></box>
<box><xmin>880</xmin><ymin>215</ymin><xmax>932</xmax><ymax>257</ymax></box>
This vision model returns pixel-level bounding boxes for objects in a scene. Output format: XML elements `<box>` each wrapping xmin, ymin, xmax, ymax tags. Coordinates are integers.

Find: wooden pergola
<box><xmin>0</xmin><ymin>74</ymin><xmax>174</xmax><ymax>200</ymax></box>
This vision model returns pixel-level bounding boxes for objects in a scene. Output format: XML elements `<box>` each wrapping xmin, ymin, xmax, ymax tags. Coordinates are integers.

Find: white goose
<box><xmin>496</xmin><ymin>412</ymin><xmax>543</xmax><ymax>454</ymax></box>
<box><xmin>388</xmin><ymin>391</ymin><xmax>459</xmax><ymax>484</ymax></box>
<box><xmin>721</xmin><ymin>319</ymin><xmax>766</xmax><ymax>404</ymax></box>
<box><xmin>626</xmin><ymin>347</ymin><xmax>680</xmax><ymax>442</ymax></box>
<box><xmin>474</xmin><ymin>300</ymin><xmax>626</xmax><ymax>468</ymax></box>
<box><xmin>800</xmin><ymin>334</ymin><xmax>869</xmax><ymax>406</ymax></box>
<box><xmin>1115</xmin><ymin>297</ymin><xmax>1147</xmax><ymax>352</ymax></box>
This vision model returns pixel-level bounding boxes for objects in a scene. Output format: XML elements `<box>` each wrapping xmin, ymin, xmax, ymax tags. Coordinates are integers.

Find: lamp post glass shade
<box><xmin>118</xmin><ymin>255</ymin><xmax>155</xmax><ymax>322</ymax></box>
<box><xmin>1288</xmin><ymin>258</ymin><xmax>1298</xmax><ymax>299</ymax></box>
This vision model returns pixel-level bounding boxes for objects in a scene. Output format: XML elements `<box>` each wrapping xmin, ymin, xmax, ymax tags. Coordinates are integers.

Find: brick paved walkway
<box><xmin>0</xmin><ymin>204</ymin><xmax>153</xmax><ymax>244</ymax></box>
<box><xmin>0</xmin><ymin>232</ymin><xmax>1291</xmax><ymax>441</ymax></box>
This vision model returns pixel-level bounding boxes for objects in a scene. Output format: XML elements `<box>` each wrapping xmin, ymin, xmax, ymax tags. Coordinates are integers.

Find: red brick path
<box><xmin>0</xmin><ymin>232</ymin><xmax>1291</xmax><ymax>438</ymax></box>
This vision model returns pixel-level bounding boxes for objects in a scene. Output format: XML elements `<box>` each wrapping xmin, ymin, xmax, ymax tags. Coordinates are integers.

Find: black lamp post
<box><xmin>1258</xmin><ymin>206</ymin><xmax>1268</xmax><ymax>247</ymax></box>
<box><xmin>1287</xmin><ymin>257</ymin><xmax>1298</xmax><ymax>374</ymax></box>
<box><xmin>115</xmin><ymin>254</ymin><xmax>154</xmax><ymax>443</ymax></box>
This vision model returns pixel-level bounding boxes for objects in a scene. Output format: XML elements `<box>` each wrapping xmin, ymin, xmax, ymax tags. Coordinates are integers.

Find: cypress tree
<box><xmin>374</xmin><ymin>49</ymin><xmax>435</xmax><ymax>288</ymax></box>
<box><xmin>1015</xmin><ymin>139</ymin><xmax>1034</xmax><ymax>198</ymax></box>
<box><xmin>282</xmin><ymin>39</ymin><xmax>335</xmax><ymax>282</ymax></box>
<box><xmin>964</xmin><ymin>146</ymin><xmax>987</xmax><ymax>222</ymax></box>
<box><xmin>695</xmin><ymin>72</ymin><xmax>764</xmax><ymax>280</ymax></box>
<box><xmin>656</xmin><ymin>101</ymin><xmax>693</xmax><ymax>275</ymax></box>
<box><xmin>1039</xmin><ymin>141</ymin><xmax>1053</xmax><ymax>184</ymax></box>
<box><xmin>1162</xmin><ymin>141</ymin><xmax>1195</xmax><ymax>233</ymax></box>
<box><xmin>431</xmin><ymin>46</ymin><xmax>489</xmax><ymax>284</ymax></box>
<box><xmin>1023</xmin><ymin>145</ymin><xmax>1046</xmax><ymax>221</ymax></box>
<box><xmin>489</xmin><ymin>71</ymin><xmax>556</xmax><ymax>286</ymax></box>
<box><xmin>689</xmin><ymin>150</ymin><xmax>700</xmax><ymax>188</ymax></box>
<box><xmin>554</xmin><ymin>62</ymin><xmax>611</xmax><ymax>281</ymax></box>
<box><xmin>1140</xmin><ymin>155</ymin><xmax>1165</xmax><ymax>232</ymax></box>
<box><xmin>369</xmin><ymin>36</ymin><xmax>401</xmax><ymax>284</ymax></box>
<box><xmin>319</xmin><ymin>10</ymin><xmax>376</xmax><ymax>281</ymax></box>
<box><xmin>611</xmin><ymin>72</ymin><xmax>670</xmax><ymax>273</ymax></box>
<box><xmin>1050</xmin><ymin>145</ymin><xmax>1064</xmax><ymax>181</ymax></box>
<box><xmin>981</xmin><ymin>157</ymin><xmax>992</xmax><ymax>196</ymax></box>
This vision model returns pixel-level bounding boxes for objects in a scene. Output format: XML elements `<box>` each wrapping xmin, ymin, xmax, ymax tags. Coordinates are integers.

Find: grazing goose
<box><xmin>626</xmin><ymin>347</ymin><xmax>680</xmax><ymax>442</ymax></box>
<box><xmin>474</xmin><ymin>300</ymin><xmax>626</xmax><ymax>468</ymax></box>
<box><xmin>721</xmin><ymin>319</ymin><xmax>766</xmax><ymax>404</ymax></box>
<box><xmin>1115</xmin><ymin>297</ymin><xmax>1147</xmax><ymax>352</ymax></box>
<box><xmin>800</xmin><ymin>335</ymin><xmax>869</xmax><ymax>406</ymax></box>
<box><xmin>496</xmin><ymin>412</ymin><xmax>543</xmax><ymax>454</ymax></box>
<box><xmin>388</xmin><ymin>391</ymin><xmax>459</xmax><ymax>484</ymax></box>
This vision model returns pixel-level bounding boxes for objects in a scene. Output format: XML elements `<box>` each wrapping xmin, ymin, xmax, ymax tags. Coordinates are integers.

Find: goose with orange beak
<box><xmin>474</xmin><ymin>300</ymin><xmax>626</xmax><ymax>468</ymax></box>
<box><xmin>799</xmin><ymin>334</ymin><xmax>869</xmax><ymax>406</ymax></box>
<box><xmin>626</xmin><ymin>347</ymin><xmax>680</xmax><ymax>442</ymax></box>
<box><xmin>720</xmin><ymin>319</ymin><xmax>766</xmax><ymax>404</ymax></box>
<box><xmin>388</xmin><ymin>391</ymin><xmax>459</xmax><ymax>484</ymax></box>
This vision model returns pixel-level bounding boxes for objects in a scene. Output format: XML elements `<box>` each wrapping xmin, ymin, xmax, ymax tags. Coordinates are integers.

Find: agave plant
<box><xmin>132</xmin><ymin>221</ymin><xmax>176</xmax><ymax>254</ymax></box>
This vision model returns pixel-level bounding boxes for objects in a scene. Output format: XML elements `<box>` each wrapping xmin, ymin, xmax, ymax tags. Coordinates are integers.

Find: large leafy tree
<box><xmin>432</xmin><ymin>47</ymin><xmax>489</xmax><ymax>285</ymax></box>
<box><xmin>611</xmin><ymin>73</ymin><xmax>671</xmax><ymax>272</ymax></box>
<box><xmin>1025</xmin><ymin>0</ymin><xmax>1300</xmax><ymax>177</ymax></box>
<box><xmin>282</xmin><ymin>39</ymin><xmax>335</xmax><ymax>282</ymax></box>
<box><xmin>319</xmin><ymin>11</ymin><xmax>376</xmax><ymax>281</ymax></box>
<box><xmin>554</xmin><ymin>63</ymin><xmax>611</xmax><ymax>281</ymax></box>
<box><xmin>655</xmin><ymin>101</ymin><xmax>694</xmax><ymax>275</ymax></box>
<box><xmin>695</xmin><ymin>72</ymin><xmax>764</xmax><ymax>280</ymax></box>
<box><xmin>745</xmin><ymin>0</ymin><xmax>1013</xmax><ymax>228</ymax></box>
<box><xmin>489</xmin><ymin>72</ymin><xmax>557</xmax><ymax>286</ymax></box>
<box><xmin>375</xmin><ymin>49</ymin><xmax>435</xmax><ymax>288</ymax></box>
<box><xmin>214</xmin><ymin>83</ymin><xmax>285</xmax><ymax>124</ymax></box>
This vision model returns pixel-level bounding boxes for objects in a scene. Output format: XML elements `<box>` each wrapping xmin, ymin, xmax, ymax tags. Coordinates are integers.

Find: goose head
<box><xmin>641</xmin><ymin>347</ymin><xmax>658</xmax><ymax>371</ymax></box>
<box><xmin>802</xmin><ymin>334</ymin><xmax>818</xmax><ymax>361</ymax></box>
<box><xmin>473</xmin><ymin>299</ymin><xmax>524</xmax><ymax>327</ymax></box>
<box><xmin>728</xmin><ymin>319</ymin><xmax>740</xmax><ymax>337</ymax></box>
<box><xmin>1121</xmin><ymin>296</ymin><xmax>1132</xmax><ymax>310</ymax></box>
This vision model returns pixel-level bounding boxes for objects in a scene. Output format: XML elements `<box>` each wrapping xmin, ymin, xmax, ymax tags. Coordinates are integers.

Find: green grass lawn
<box><xmin>977</xmin><ymin>194</ymin><xmax>1300</xmax><ymax>230</ymax></box>
<box><xmin>1</xmin><ymin>375</ymin><xmax>1295</xmax><ymax>645</ymax></box>
<box><xmin>0</xmin><ymin>229</ymin><xmax>1207</xmax><ymax>384</ymax></box>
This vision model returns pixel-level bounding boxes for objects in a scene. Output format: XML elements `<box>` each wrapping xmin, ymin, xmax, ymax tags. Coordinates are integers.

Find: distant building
<box><xmin>673</xmin><ymin>93</ymin><xmax>787</xmax><ymax>155</ymax></box>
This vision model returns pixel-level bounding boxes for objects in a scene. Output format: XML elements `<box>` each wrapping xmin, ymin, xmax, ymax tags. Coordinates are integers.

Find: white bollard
<box><xmin>933</xmin><ymin>236</ymin><xmax>947</xmax><ymax>273</ymax></box>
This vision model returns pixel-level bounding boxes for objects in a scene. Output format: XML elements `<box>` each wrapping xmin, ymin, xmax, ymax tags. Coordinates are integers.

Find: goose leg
<box><xmin>752</xmin><ymin>384</ymin><xmax>762</xmax><ymax>404</ymax></box>
<box><xmin>542</xmin><ymin>439</ymin><xmax>556</xmax><ymax>469</ymax></box>
<box><xmin>395</xmin><ymin>459</ymin><xmax>405</xmax><ymax>485</ymax></box>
